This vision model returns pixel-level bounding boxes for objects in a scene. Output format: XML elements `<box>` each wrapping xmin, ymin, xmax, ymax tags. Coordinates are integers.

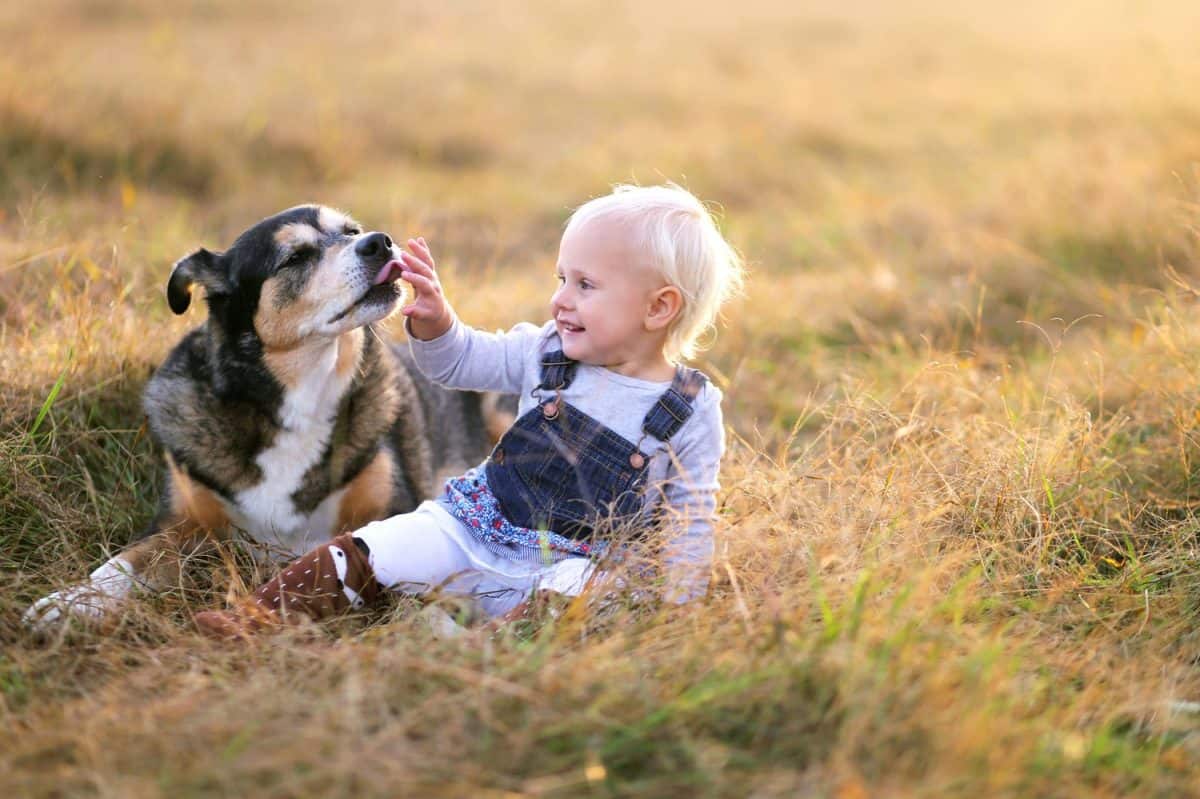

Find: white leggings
<box><xmin>351</xmin><ymin>500</ymin><xmax>595</xmax><ymax>617</ymax></box>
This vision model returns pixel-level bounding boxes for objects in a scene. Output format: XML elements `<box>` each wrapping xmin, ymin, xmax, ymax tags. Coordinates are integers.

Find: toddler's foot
<box><xmin>194</xmin><ymin>604</ymin><xmax>279</xmax><ymax>641</ymax></box>
<box><xmin>195</xmin><ymin>532</ymin><xmax>381</xmax><ymax>640</ymax></box>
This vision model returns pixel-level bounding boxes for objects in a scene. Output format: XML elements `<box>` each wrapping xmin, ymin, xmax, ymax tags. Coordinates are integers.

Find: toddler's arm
<box><xmin>400</xmin><ymin>237</ymin><xmax>540</xmax><ymax>394</ymax></box>
<box><xmin>658</xmin><ymin>389</ymin><xmax>726</xmax><ymax>604</ymax></box>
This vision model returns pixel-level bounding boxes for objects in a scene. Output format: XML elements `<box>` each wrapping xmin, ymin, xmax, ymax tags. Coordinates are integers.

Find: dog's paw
<box><xmin>22</xmin><ymin>557</ymin><xmax>139</xmax><ymax>633</ymax></box>
<box><xmin>23</xmin><ymin>586</ymin><xmax>112</xmax><ymax>630</ymax></box>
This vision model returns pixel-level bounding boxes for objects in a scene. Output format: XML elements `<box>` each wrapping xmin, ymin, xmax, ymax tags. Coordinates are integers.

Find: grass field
<box><xmin>4</xmin><ymin>0</ymin><xmax>1200</xmax><ymax>796</ymax></box>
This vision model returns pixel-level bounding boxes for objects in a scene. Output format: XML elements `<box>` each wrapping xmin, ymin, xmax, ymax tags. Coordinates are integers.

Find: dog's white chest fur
<box><xmin>224</xmin><ymin>346</ymin><xmax>352</xmax><ymax>557</ymax></box>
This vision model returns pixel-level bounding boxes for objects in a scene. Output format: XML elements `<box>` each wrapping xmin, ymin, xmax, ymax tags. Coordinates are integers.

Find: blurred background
<box><xmin>4</xmin><ymin>2</ymin><xmax>1199</xmax><ymax>430</ymax></box>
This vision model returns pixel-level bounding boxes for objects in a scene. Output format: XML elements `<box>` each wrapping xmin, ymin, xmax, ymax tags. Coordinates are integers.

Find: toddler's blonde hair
<box><xmin>564</xmin><ymin>183</ymin><xmax>744</xmax><ymax>361</ymax></box>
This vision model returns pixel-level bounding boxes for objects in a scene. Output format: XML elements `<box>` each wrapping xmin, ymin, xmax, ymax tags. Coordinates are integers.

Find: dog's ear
<box><xmin>167</xmin><ymin>248</ymin><xmax>225</xmax><ymax>315</ymax></box>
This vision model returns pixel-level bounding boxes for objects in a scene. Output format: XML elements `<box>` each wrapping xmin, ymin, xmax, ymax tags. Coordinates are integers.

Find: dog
<box><xmin>25</xmin><ymin>204</ymin><xmax>509</xmax><ymax>629</ymax></box>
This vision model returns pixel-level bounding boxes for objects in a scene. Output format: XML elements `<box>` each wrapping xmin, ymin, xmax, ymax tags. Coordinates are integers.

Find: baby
<box><xmin>195</xmin><ymin>183</ymin><xmax>743</xmax><ymax>636</ymax></box>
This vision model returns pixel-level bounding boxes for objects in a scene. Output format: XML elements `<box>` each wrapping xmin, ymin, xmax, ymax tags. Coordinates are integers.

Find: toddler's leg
<box><xmin>352</xmin><ymin>503</ymin><xmax>476</xmax><ymax>594</ymax></box>
<box><xmin>195</xmin><ymin>503</ymin><xmax>475</xmax><ymax>639</ymax></box>
<box><xmin>486</xmin><ymin>555</ymin><xmax>597</xmax><ymax>620</ymax></box>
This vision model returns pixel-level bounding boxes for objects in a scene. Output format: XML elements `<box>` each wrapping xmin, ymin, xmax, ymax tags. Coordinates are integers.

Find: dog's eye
<box><xmin>344</xmin><ymin>225</ymin><xmax>362</xmax><ymax>236</ymax></box>
<box><xmin>280</xmin><ymin>246</ymin><xmax>316</xmax><ymax>269</ymax></box>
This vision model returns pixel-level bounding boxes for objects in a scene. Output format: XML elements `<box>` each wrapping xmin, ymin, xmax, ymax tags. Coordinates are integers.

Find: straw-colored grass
<box><xmin>4</xmin><ymin>1</ymin><xmax>1200</xmax><ymax>796</ymax></box>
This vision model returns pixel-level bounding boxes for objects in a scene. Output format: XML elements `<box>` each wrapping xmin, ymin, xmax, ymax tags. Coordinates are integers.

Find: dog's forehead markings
<box><xmin>318</xmin><ymin>207</ymin><xmax>350</xmax><ymax>234</ymax></box>
<box><xmin>273</xmin><ymin>223</ymin><xmax>321</xmax><ymax>249</ymax></box>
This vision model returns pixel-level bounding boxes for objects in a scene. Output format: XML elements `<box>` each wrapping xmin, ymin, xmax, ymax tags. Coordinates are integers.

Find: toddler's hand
<box><xmin>400</xmin><ymin>237</ymin><xmax>453</xmax><ymax>340</ymax></box>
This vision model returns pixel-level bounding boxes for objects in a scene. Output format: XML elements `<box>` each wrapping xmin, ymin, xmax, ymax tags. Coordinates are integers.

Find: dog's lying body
<box><xmin>25</xmin><ymin>205</ymin><xmax>506</xmax><ymax>629</ymax></box>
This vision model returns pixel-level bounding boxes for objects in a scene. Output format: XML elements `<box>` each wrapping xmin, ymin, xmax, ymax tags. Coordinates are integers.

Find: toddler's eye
<box><xmin>578</xmin><ymin>279</ymin><xmax>593</xmax><ymax>290</ymax></box>
<box><xmin>554</xmin><ymin>273</ymin><xmax>565</xmax><ymax>284</ymax></box>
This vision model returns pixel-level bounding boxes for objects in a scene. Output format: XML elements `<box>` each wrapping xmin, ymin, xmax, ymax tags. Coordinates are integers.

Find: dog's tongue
<box><xmin>373</xmin><ymin>260</ymin><xmax>404</xmax><ymax>286</ymax></box>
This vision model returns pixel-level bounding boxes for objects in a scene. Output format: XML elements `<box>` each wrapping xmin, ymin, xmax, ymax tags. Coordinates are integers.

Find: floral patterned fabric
<box><xmin>440</xmin><ymin>467</ymin><xmax>607</xmax><ymax>563</ymax></box>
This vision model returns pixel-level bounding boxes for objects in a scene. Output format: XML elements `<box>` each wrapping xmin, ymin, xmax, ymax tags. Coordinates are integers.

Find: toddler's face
<box><xmin>551</xmin><ymin>217</ymin><xmax>663</xmax><ymax>371</ymax></box>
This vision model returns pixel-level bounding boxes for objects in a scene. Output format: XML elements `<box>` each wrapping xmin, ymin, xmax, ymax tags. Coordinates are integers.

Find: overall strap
<box><xmin>538</xmin><ymin>350</ymin><xmax>578</xmax><ymax>391</ymax></box>
<box><xmin>641</xmin><ymin>366</ymin><xmax>709</xmax><ymax>442</ymax></box>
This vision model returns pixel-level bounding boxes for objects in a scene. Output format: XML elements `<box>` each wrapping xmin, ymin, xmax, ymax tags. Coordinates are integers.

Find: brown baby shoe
<box><xmin>196</xmin><ymin>532</ymin><xmax>381</xmax><ymax>640</ymax></box>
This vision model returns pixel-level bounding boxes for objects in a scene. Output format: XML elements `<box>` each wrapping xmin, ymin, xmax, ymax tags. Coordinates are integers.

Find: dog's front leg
<box><xmin>22</xmin><ymin>519</ymin><xmax>222</xmax><ymax>632</ymax></box>
<box><xmin>24</xmin><ymin>460</ymin><xmax>230</xmax><ymax>632</ymax></box>
<box><xmin>23</xmin><ymin>553</ymin><xmax>146</xmax><ymax>630</ymax></box>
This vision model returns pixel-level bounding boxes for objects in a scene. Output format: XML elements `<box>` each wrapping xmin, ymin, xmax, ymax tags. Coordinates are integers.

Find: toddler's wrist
<box><xmin>407</xmin><ymin>310</ymin><xmax>455</xmax><ymax>341</ymax></box>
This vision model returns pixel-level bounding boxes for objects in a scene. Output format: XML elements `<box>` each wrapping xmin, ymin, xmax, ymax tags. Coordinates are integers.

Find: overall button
<box><xmin>492</xmin><ymin>448</ymin><xmax>505</xmax><ymax>464</ymax></box>
<box><xmin>542</xmin><ymin>401</ymin><xmax>559</xmax><ymax>420</ymax></box>
<box><xmin>629</xmin><ymin>452</ymin><xmax>645</xmax><ymax>469</ymax></box>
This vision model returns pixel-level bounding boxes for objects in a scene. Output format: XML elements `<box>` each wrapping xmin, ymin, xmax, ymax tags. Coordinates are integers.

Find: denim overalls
<box><xmin>484</xmin><ymin>350</ymin><xmax>708</xmax><ymax>542</ymax></box>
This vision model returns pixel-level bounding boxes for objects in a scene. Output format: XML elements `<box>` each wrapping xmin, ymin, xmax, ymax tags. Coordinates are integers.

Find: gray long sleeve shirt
<box><xmin>409</xmin><ymin>318</ymin><xmax>725</xmax><ymax>601</ymax></box>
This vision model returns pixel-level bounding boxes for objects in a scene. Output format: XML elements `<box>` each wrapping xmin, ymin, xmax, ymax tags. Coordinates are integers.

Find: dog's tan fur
<box><xmin>336</xmin><ymin>449</ymin><xmax>399</xmax><ymax>532</ymax></box>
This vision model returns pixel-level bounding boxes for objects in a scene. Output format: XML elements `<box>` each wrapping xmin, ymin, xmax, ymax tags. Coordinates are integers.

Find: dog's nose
<box><xmin>355</xmin><ymin>232</ymin><xmax>393</xmax><ymax>260</ymax></box>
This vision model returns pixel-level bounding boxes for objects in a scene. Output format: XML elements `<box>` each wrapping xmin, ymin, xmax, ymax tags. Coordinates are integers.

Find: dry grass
<box><xmin>4</xmin><ymin>0</ymin><xmax>1200</xmax><ymax>796</ymax></box>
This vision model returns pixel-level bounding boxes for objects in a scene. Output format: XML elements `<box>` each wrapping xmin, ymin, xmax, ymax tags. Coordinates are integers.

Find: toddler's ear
<box><xmin>646</xmin><ymin>286</ymin><xmax>683</xmax><ymax>330</ymax></box>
